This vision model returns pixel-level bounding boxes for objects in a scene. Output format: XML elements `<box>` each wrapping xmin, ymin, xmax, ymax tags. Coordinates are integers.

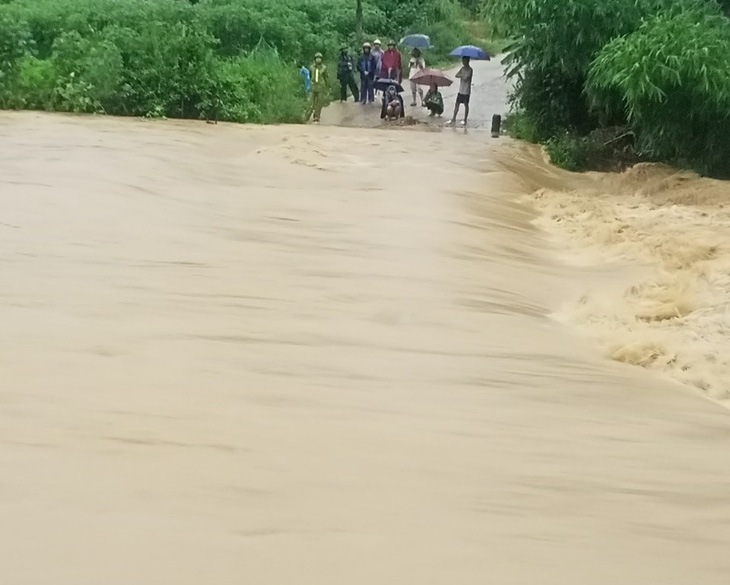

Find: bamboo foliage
<box><xmin>587</xmin><ymin>1</ymin><xmax>730</xmax><ymax>174</ymax></box>
<box><xmin>486</xmin><ymin>0</ymin><xmax>730</xmax><ymax>175</ymax></box>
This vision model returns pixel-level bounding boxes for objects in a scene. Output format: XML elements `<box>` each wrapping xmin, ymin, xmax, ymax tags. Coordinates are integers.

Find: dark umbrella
<box><xmin>373</xmin><ymin>78</ymin><xmax>405</xmax><ymax>93</ymax></box>
<box><xmin>411</xmin><ymin>68</ymin><xmax>453</xmax><ymax>87</ymax></box>
<box><xmin>450</xmin><ymin>45</ymin><xmax>490</xmax><ymax>60</ymax></box>
<box><xmin>400</xmin><ymin>34</ymin><xmax>431</xmax><ymax>49</ymax></box>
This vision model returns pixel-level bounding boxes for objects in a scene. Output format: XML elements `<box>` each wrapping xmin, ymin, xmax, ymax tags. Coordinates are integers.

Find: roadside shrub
<box><xmin>503</xmin><ymin>112</ymin><xmax>540</xmax><ymax>143</ymax></box>
<box><xmin>51</xmin><ymin>31</ymin><xmax>124</xmax><ymax>113</ymax></box>
<box><xmin>544</xmin><ymin>128</ymin><xmax>640</xmax><ymax>172</ymax></box>
<box><xmin>545</xmin><ymin>133</ymin><xmax>601</xmax><ymax>172</ymax></box>
<box><xmin>588</xmin><ymin>1</ymin><xmax>730</xmax><ymax>176</ymax></box>
<box><xmin>0</xmin><ymin>13</ymin><xmax>32</xmax><ymax>106</ymax></box>
<box><xmin>12</xmin><ymin>57</ymin><xmax>57</xmax><ymax>109</ymax></box>
<box><xmin>485</xmin><ymin>0</ymin><xmax>673</xmax><ymax>137</ymax></box>
<box><xmin>0</xmin><ymin>0</ymin><xmax>479</xmax><ymax>123</ymax></box>
<box><xmin>209</xmin><ymin>52</ymin><xmax>309</xmax><ymax>124</ymax></box>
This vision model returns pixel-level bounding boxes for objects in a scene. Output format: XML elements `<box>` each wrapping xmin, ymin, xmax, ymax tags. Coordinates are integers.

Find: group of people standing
<box><xmin>336</xmin><ymin>40</ymin><xmax>404</xmax><ymax>105</ymax></box>
<box><xmin>303</xmin><ymin>41</ymin><xmax>473</xmax><ymax>126</ymax></box>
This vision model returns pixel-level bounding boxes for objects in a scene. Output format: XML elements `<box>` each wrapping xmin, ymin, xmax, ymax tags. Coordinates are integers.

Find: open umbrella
<box><xmin>450</xmin><ymin>45</ymin><xmax>490</xmax><ymax>60</ymax></box>
<box><xmin>411</xmin><ymin>68</ymin><xmax>453</xmax><ymax>87</ymax></box>
<box><xmin>400</xmin><ymin>34</ymin><xmax>431</xmax><ymax>49</ymax></box>
<box><xmin>373</xmin><ymin>78</ymin><xmax>405</xmax><ymax>93</ymax></box>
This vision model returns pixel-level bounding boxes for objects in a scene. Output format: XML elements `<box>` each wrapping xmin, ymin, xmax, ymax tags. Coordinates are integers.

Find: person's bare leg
<box><xmin>449</xmin><ymin>103</ymin><xmax>460</xmax><ymax>125</ymax></box>
<box><xmin>463</xmin><ymin>103</ymin><xmax>470</xmax><ymax>125</ymax></box>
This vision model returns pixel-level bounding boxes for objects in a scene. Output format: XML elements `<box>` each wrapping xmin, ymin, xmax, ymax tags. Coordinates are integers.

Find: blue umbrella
<box><xmin>400</xmin><ymin>34</ymin><xmax>431</xmax><ymax>49</ymax></box>
<box><xmin>450</xmin><ymin>45</ymin><xmax>490</xmax><ymax>60</ymax></box>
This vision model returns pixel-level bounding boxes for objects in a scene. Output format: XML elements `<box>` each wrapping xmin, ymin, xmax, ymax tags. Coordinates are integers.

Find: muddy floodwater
<box><xmin>1</xmin><ymin>111</ymin><xmax>730</xmax><ymax>585</ymax></box>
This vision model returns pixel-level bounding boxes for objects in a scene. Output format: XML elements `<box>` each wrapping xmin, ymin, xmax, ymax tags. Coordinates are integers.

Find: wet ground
<box><xmin>321</xmin><ymin>58</ymin><xmax>510</xmax><ymax>130</ymax></box>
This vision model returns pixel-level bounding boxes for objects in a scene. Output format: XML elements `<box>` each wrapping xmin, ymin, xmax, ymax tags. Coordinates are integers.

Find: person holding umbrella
<box><xmin>380</xmin><ymin>85</ymin><xmax>405</xmax><ymax>121</ymax></box>
<box><xmin>445</xmin><ymin>45</ymin><xmax>489</xmax><ymax>127</ymax></box>
<box><xmin>408</xmin><ymin>48</ymin><xmax>426</xmax><ymax>107</ymax></box>
<box><xmin>381</xmin><ymin>40</ymin><xmax>402</xmax><ymax>83</ymax></box>
<box><xmin>411</xmin><ymin>68</ymin><xmax>452</xmax><ymax>117</ymax></box>
<box><xmin>447</xmin><ymin>56</ymin><xmax>474</xmax><ymax>126</ymax></box>
<box><xmin>357</xmin><ymin>42</ymin><xmax>377</xmax><ymax>104</ymax></box>
<box><xmin>424</xmin><ymin>84</ymin><xmax>444</xmax><ymax>117</ymax></box>
<box><xmin>337</xmin><ymin>46</ymin><xmax>359</xmax><ymax>102</ymax></box>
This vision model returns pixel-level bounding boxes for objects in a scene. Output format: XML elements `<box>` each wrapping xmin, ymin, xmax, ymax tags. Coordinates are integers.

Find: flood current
<box><xmin>1</xmin><ymin>108</ymin><xmax>729</xmax><ymax>584</ymax></box>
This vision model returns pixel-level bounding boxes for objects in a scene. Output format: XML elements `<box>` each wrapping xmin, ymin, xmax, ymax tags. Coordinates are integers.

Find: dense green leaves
<box><xmin>0</xmin><ymin>0</ymin><xmax>476</xmax><ymax>122</ymax></box>
<box><xmin>588</xmin><ymin>1</ymin><xmax>730</xmax><ymax>174</ymax></box>
<box><xmin>0</xmin><ymin>14</ymin><xmax>32</xmax><ymax>102</ymax></box>
<box><xmin>485</xmin><ymin>0</ymin><xmax>672</xmax><ymax>138</ymax></box>
<box><xmin>489</xmin><ymin>0</ymin><xmax>730</xmax><ymax>175</ymax></box>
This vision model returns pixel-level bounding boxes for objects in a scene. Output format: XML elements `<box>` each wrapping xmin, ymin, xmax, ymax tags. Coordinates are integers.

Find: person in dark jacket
<box><xmin>337</xmin><ymin>46</ymin><xmax>359</xmax><ymax>102</ymax></box>
<box><xmin>357</xmin><ymin>42</ymin><xmax>377</xmax><ymax>104</ymax></box>
<box><xmin>380</xmin><ymin>85</ymin><xmax>405</xmax><ymax>120</ymax></box>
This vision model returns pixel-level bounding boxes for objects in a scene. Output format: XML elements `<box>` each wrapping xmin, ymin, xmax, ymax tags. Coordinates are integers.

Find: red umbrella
<box><xmin>411</xmin><ymin>68</ymin><xmax>453</xmax><ymax>87</ymax></box>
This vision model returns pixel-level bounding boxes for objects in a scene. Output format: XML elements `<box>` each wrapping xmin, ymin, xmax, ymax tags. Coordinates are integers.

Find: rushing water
<box><xmin>1</xmin><ymin>112</ymin><xmax>729</xmax><ymax>585</ymax></box>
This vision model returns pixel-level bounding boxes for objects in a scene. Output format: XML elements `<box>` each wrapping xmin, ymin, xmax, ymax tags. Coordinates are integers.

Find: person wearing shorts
<box><xmin>447</xmin><ymin>57</ymin><xmax>473</xmax><ymax>126</ymax></box>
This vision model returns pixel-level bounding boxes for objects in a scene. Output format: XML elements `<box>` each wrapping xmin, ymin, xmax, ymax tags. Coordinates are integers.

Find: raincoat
<box><xmin>306</xmin><ymin>63</ymin><xmax>328</xmax><ymax>122</ymax></box>
<box><xmin>381</xmin><ymin>48</ymin><xmax>402</xmax><ymax>82</ymax></box>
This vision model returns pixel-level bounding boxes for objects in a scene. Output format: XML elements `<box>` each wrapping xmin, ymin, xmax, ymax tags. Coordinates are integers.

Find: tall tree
<box><xmin>356</xmin><ymin>0</ymin><xmax>363</xmax><ymax>44</ymax></box>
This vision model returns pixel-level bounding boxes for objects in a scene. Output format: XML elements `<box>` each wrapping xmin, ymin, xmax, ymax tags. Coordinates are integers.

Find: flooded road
<box><xmin>322</xmin><ymin>58</ymin><xmax>510</xmax><ymax>129</ymax></box>
<box><xmin>1</xmin><ymin>112</ymin><xmax>729</xmax><ymax>584</ymax></box>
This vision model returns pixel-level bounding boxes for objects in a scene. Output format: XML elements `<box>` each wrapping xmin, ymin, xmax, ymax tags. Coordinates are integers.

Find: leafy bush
<box><xmin>12</xmin><ymin>57</ymin><xmax>57</xmax><ymax>109</ymax></box>
<box><xmin>0</xmin><ymin>0</ymin><xmax>478</xmax><ymax>123</ymax></box>
<box><xmin>545</xmin><ymin>133</ymin><xmax>599</xmax><ymax>172</ymax></box>
<box><xmin>0</xmin><ymin>13</ymin><xmax>32</xmax><ymax>105</ymax></box>
<box><xmin>51</xmin><ymin>30</ymin><xmax>124</xmax><ymax>113</ymax></box>
<box><xmin>587</xmin><ymin>1</ymin><xmax>730</xmax><ymax>175</ymax></box>
<box><xmin>209</xmin><ymin>52</ymin><xmax>309</xmax><ymax>123</ymax></box>
<box><xmin>485</xmin><ymin>0</ymin><xmax>672</xmax><ymax>137</ymax></box>
<box><xmin>503</xmin><ymin>112</ymin><xmax>540</xmax><ymax>142</ymax></box>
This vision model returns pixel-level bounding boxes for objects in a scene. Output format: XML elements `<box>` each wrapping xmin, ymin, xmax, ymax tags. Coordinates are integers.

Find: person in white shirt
<box><xmin>408</xmin><ymin>48</ymin><xmax>426</xmax><ymax>107</ymax></box>
<box><xmin>447</xmin><ymin>56</ymin><xmax>473</xmax><ymax>126</ymax></box>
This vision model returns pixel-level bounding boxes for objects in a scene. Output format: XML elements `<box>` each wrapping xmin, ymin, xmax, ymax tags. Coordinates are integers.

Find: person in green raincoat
<box><xmin>306</xmin><ymin>52</ymin><xmax>329</xmax><ymax>123</ymax></box>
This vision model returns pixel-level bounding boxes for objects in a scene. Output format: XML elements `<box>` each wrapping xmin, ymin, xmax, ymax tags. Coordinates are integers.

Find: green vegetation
<box><xmin>0</xmin><ymin>0</ymin><xmax>482</xmax><ymax>124</ymax></box>
<box><xmin>486</xmin><ymin>0</ymin><xmax>730</xmax><ymax>177</ymax></box>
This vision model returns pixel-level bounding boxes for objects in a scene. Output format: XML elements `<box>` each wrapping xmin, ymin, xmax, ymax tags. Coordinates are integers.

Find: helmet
<box><xmin>387</xmin><ymin>40</ymin><xmax>396</xmax><ymax>46</ymax></box>
<box><xmin>314</xmin><ymin>52</ymin><xmax>323</xmax><ymax>58</ymax></box>
<box><xmin>373</xmin><ymin>39</ymin><xmax>382</xmax><ymax>45</ymax></box>
<box><xmin>362</xmin><ymin>42</ymin><xmax>371</xmax><ymax>49</ymax></box>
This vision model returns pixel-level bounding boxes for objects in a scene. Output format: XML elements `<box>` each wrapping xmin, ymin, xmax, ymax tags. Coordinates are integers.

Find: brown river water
<box><xmin>1</xmin><ymin>109</ymin><xmax>730</xmax><ymax>584</ymax></box>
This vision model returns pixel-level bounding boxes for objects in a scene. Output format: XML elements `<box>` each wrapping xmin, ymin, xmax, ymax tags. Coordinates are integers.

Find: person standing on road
<box><xmin>447</xmin><ymin>56</ymin><xmax>473</xmax><ymax>126</ymax></box>
<box><xmin>371</xmin><ymin>39</ymin><xmax>385</xmax><ymax>99</ymax></box>
<box><xmin>299</xmin><ymin>61</ymin><xmax>311</xmax><ymax>98</ymax></box>
<box><xmin>371</xmin><ymin>39</ymin><xmax>384</xmax><ymax>80</ymax></box>
<box><xmin>357</xmin><ymin>42</ymin><xmax>377</xmax><ymax>104</ymax></box>
<box><xmin>305</xmin><ymin>52</ymin><xmax>328</xmax><ymax>123</ymax></box>
<box><xmin>408</xmin><ymin>48</ymin><xmax>426</xmax><ymax>107</ymax></box>
<box><xmin>381</xmin><ymin>40</ymin><xmax>402</xmax><ymax>83</ymax></box>
<box><xmin>337</xmin><ymin>46</ymin><xmax>359</xmax><ymax>102</ymax></box>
